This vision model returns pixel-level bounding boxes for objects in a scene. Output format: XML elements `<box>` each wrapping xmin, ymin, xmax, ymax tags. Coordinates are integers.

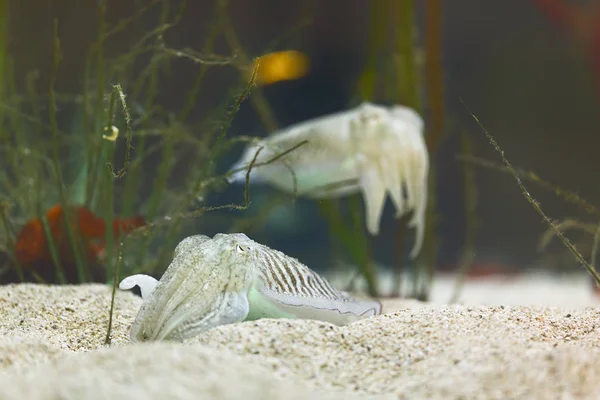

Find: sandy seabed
<box><xmin>0</xmin><ymin>274</ymin><xmax>599</xmax><ymax>400</ymax></box>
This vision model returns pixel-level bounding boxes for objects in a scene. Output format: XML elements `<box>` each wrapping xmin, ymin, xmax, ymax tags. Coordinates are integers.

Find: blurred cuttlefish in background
<box><xmin>227</xmin><ymin>102</ymin><xmax>429</xmax><ymax>258</ymax></box>
<box><xmin>119</xmin><ymin>233</ymin><xmax>381</xmax><ymax>342</ymax></box>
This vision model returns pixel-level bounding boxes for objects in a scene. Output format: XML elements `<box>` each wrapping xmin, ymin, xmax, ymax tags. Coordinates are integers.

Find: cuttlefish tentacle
<box><xmin>118</xmin><ymin>274</ymin><xmax>159</xmax><ymax>300</ymax></box>
<box><xmin>381</xmin><ymin>147</ymin><xmax>405</xmax><ymax>219</ymax></box>
<box><xmin>373</xmin><ymin>112</ymin><xmax>410</xmax><ymax>219</ymax></box>
<box><xmin>349</xmin><ymin>106</ymin><xmax>388</xmax><ymax>236</ymax></box>
<box><xmin>357</xmin><ymin>157</ymin><xmax>387</xmax><ymax>236</ymax></box>
<box><xmin>403</xmin><ymin>118</ymin><xmax>429</xmax><ymax>258</ymax></box>
<box><xmin>119</xmin><ymin>233</ymin><xmax>381</xmax><ymax>342</ymax></box>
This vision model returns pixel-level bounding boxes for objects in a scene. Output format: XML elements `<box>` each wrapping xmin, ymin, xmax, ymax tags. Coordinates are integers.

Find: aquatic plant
<box><xmin>1</xmin><ymin>0</ymin><xmax>447</xmax><ymax>312</ymax></box>
<box><xmin>464</xmin><ymin>104</ymin><xmax>600</xmax><ymax>291</ymax></box>
<box><xmin>0</xmin><ymin>0</ymin><xmax>253</xmax><ymax>284</ymax></box>
<box><xmin>449</xmin><ymin>131</ymin><xmax>478</xmax><ymax>303</ymax></box>
<box><xmin>119</xmin><ymin>233</ymin><xmax>381</xmax><ymax>342</ymax></box>
<box><xmin>459</xmin><ymin>150</ymin><xmax>600</xmax><ymax>296</ymax></box>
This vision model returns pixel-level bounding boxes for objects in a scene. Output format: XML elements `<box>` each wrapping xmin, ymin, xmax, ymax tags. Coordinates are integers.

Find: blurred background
<box><xmin>2</xmin><ymin>0</ymin><xmax>600</xmax><ymax>300</ymax></box>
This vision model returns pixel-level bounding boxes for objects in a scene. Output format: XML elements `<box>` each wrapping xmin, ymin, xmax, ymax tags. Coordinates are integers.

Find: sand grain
<box><xmin>0</xmin><ymin>284</ymin><xmax>599</xmax><ymax>399</ymax></box>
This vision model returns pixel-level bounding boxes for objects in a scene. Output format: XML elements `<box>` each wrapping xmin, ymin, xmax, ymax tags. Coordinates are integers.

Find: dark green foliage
<box><xmin>0</xmin><ymin>0</ymin><xmax>253</xmax><ymax>284</ymax></box>
<box><xmin>1</xmin><ymin>0</ymin><xmax>445</xmax><ymax>306</ymax></box>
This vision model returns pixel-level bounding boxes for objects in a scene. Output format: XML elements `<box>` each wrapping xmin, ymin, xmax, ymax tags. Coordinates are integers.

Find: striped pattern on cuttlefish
<box><xmin>119</xmin><ymin>233</ymin><xmax>381</xmax><ymax>342</ymax></box>
<box><xmin>253</xmin><ymin>242</ymin><xmax>379</xmax><ymax>323</ymax></box>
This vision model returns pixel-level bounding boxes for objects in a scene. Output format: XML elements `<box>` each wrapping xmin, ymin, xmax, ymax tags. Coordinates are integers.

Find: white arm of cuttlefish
<box><xmin>119</xmin><ymin>274</ymin><xmax>159</xmax><ymax>300</ymax></box>
<box><xmin>118</xmin><ymin>235</ymin><xmax>213</xmax><ymax>301</ymax></box>
<box><xmin>389</xmin><ymin>105</ymin><xmax>429</xmax><ymax>258</ymax></box>
<box><xmin>349</xmin><ymin>102</ymin><xmax>429</xmax><ymax>259</ymax></box>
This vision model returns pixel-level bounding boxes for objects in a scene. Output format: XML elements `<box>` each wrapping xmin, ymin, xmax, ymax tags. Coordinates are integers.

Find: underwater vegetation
<box><xmin>0</xmin><ymin>0</ymin><xmax>258</xmax><ymax>286</ymax></box>
<box><xmin>0</xmin><ymin>0</ymin><xmax>440</xmax><ymax>302</ymax></box>
<box><xmin>463</xmin><ymin>106</ymin><xmax>600</xmax><ymax>298</ymax></box>
<box><xmin>1</xmin><ymin>0</ymin><xmax>457</xmax><ymax>321</ymax></box>
<box><xmin>4</xmin><ymin>0</ymin><xmax>597</xmax><ymax>343</ymax></box>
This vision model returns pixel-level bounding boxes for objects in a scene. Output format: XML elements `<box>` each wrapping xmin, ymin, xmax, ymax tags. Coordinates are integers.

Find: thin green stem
<box><xmin>394</xmin><ymin>0</ymin><xmax>421</xmax><ymax>111</ymax></box>
<box><xmin>102</xmin><ymin>87</ymin><xmax>118</xmax><ymax>283</ymax></box>
<box><xmin>218</xmin><ymin>0</ymin><xmax>279</xmax><ymax>132</ymax></box>
<box><xmin>107</xmin><ymin>84</ymin><xmax>133</xmax><ymax>179</ymax></box>
<box><xmin>50</xmin><ymin>19</ymin><xmax>88</xmax><ymax>282</ymax></box>
<box><xmin>0</xmin><ymin>0</ymin><xmax>7</xmax><ymax>142</ymax></box>
<box><xmin>0</xmin><ymin>202</ymin><xmax>23</xmax><ymax>281</ymax></box>
<box><xmin>464</xmin><ymin>99</ymin><xmax>600</xmax><ymax>287</ymax></box>
<box><xmin>105</xmin><ymin>240</ymin><xmax>125</xmax><ymax>345</ymax></box>
<box><xmin>450</xmin><ymin>131</ymin><xmax>478</xmax><ymax>303</ymax></box>
<box><xmin>457</xmin><ymin>154</ymin><xmax>600</xmax><ymax>219</ymax></box>
<box><xmin>86</xmin><ymin>0</ymin><xmax>108</xmax><ymax>209</ymax></box>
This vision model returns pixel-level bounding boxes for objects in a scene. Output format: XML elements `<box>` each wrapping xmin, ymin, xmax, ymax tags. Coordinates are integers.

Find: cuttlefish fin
<box><xmin>256</xmin><ymin>284</ymin><xmax>381</xmax><ymax>326</ymax></box>
<box><xmin>245</xmin><ymin>284</ymin><xmax>298</xmax><ymax>321</ymax></box>
<box><xmin>254</xmin><ymin>247</ymin><xmax>382</xmax><ymax>325</ymax></box>
<box><xmin>359</xmin><ymin>160</ymin><xmax>387</xmax><ymax>235</ymax></box>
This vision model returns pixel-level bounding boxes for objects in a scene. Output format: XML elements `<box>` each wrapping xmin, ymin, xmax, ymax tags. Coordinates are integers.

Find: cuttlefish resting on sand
<box><xmin>119</xmin><ymin>233</ymin><xmax>381</xmax><ymax>342</ymax></box>
<box><xmin>227</xmin><ymin>102</ymin><xmax>429</xmax><ymax>258</ymax></box>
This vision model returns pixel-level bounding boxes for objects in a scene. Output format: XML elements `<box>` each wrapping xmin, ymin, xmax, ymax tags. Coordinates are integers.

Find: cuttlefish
<box><xmin>227</xmin><ymin>102</ymin><xmax>429</xmax><ymax>258</ymax></box>
<box><xmin>119</xmin><ymin>233</ymin><xmax>381</xmax><ymax>342</ymax></box>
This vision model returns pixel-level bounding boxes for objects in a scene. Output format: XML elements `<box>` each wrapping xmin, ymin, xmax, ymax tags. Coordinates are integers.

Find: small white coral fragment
<box><xmin>228</xmin><ymin>102</ymin><xmax>429</xmax><ymax>258</ymax></box>
<box><xmin>120</xmin><ymin>233</ymin><xmax>381</xmax><ymax>342</ymax></box>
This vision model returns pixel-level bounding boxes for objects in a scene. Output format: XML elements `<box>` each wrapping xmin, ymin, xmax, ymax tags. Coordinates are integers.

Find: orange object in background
<box><xmin>251</xmin><ymin>50</ymin><xmax>310</xmax><ymax>86</ymax></box>
<box><xmin>11</xmin><ymin>204</ymin><xmax>145</xmax><ymax>283</ymax></box>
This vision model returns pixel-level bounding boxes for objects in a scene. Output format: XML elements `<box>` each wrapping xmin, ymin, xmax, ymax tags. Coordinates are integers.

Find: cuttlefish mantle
<box><xmin>227</xmin><ymin>102</ymin><xmax>429</xmax><ymax>258</ymax></box>
<box><xmin>119</xmin><ymin>233</ymin><xmax>381</xmax><ymax>342</ymax></box>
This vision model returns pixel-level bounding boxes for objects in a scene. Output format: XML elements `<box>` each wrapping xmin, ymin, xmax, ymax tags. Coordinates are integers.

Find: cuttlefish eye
<box><xmin>236</xmin><ymin>245</ymin><xmax>248</xmax><ymax>253</ymax></box>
